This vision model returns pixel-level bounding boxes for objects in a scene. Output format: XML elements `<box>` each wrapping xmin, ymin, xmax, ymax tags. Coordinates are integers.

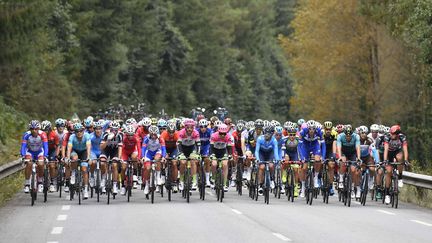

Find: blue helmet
<box><xmin>28</xmin><ymin>120</ymin><xmax>41</xmax><ymax>130</ymax></box>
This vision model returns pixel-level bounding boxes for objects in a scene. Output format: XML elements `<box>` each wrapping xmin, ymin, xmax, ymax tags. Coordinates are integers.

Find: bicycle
<box><xmin>305</xmin><ymin>156</ymin><xmax>315</xmax><ymax>205</ymax></box>
<box><xmin>70</xmin><ymin>159</ymin><xmax>88</xmax><ymax>205</ymax></box>
<box><xmin>181</xmin><ymin>157</ymin><xmax>193</xmax><ymax>203</ymax></box>
<box><xmin>236</xmin><ymin>156</ymin><xmax>244</xmax><ymax>196</ymax></box>
<box><xmin>248</xmin><ymin>158</ymin><xmax>258</xmax><ymax>200</ymax></box>
<box><xmin>105</xmin><ymin>158</ymin><xmax>117</xmax><ymax>205</ymax></box>
<box><xmin>321</xmin><ymin>159</ymin><xmax>333</xmax><ymax>204</ymax></box>
<box><xmin>214</xmin><ymin>157</ymin><xmax>225</xmax><ymax>203</ymax></box>
<box><xmin>199</xmin><ymin>156</ymin><xmax>206</xmax><ymax>200</ymax></box>
<box><xmin>124</xmin><ymin>159</ymin><xmax>135</xmax><ymax>202</ymax></box>
<box><xmin>164</xmin><ymin>157</ymin><xmax>174</xmax><ymax>202</ymax></box>
<box><xmin>42</xmin><ymin>159</ymin><xmax>51</xmax><ymax>203</ymax></box>
<box><xmin>339</xmin><ymin>160</ymin><xmax>360</xmax><ymax>207</ymax></box>
<box><xmin>261</xmin><ymin>161</ymin><xmax>272</xmax><ymax>205</ymax></box>
<box><xmin>273</xmin><ymin>161</ymin><xmax>281</xmax><ymax>199</ymax></box>
<box><xmin>360</xmin><ymin>163</ymin><xmax>378</xmax><ymax>206</ymax></box>
<box><xmin>284</xmin><ymin>161</ymin><xmax>302</xmax><ymax>202</ymax></box>
<box><xmin>56</xmin><ymin>159</ymin><xmax>64</xmax><ymax>198</ymax></box>
<box><xmin>23</xmin><ymin>158</ymin><xmax>38</xmax><ymax>206</ymax></box>
<box><xmin>384</xmin><ymin>161</ymin><xmax>408</xmax><ymax>209</ymax></box>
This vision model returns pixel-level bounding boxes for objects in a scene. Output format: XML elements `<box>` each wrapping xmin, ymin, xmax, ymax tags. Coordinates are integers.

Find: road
<box><xmin>0</xmin><ymin>186</ymin><xmax>431</xmax><ymax>243</ymax></box>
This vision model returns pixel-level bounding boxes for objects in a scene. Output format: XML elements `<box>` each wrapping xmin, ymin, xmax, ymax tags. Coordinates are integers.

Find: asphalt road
<box><xmin>0</xmin><ymin>185</ymin><xmax>431</xmax><ymax>243</ymax></box>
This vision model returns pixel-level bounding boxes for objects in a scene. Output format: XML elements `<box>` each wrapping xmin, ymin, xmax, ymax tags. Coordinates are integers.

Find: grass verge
<box><xmin>400</xmin><ymin>184</ymin><xmax>432</xmax><ymax>209</ymax></box>
<box><xmin>0</xmin><ymin>171</ymin><xmax>24</xmax><ymax>207</ymax></box>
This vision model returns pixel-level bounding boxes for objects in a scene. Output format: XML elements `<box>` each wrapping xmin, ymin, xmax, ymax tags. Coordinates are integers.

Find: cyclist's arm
<box><xmin>254</xmin><ymin>138</ymin><xmax>261</xmax><ymax>160</ymax></box>
<box><xmin>272</xmin><ymin>138</ymin><xmax>279</xmax><ymax>161</ymax></box>
<box><xmin>371</xmin><ymin>145</ymin><xmax>380</xmax><ymax>164</ymax></box>
<box><xmin>383</xmin><ymin>142</ymin><xmax>389</xmax><ymax>161</ymax></box>
<box><xmin>67</xmin><ymin>143</ymin><xmax>72</xmax><ymax>159</ymax></box>
<box><xmin>403</xmin><ymin>143</ymin><xmax>408</xmax><ymax>161</ymax></box>
<box><xmin>86</xmin><ymin>140</ymin><xmax>91</xmax><ymax>160</ymax></box>
<box><xmin>42</xmin><ymin>132</ymin><xmax>49</xmax><ymax>158</ymax></box>
<box><xmin>321</xmin><ymin>140</ymin><xmax>326</xmax><ymax>159</ymax></box>
<box><xmin>20</xmin><ymin>134</ymin><xmax>28</xmax><ymax>157</ymax></box>
<box><xmin>336</xmin><ymin>135</ymin><xmax>342</xmax><ymax>159</ymax></box>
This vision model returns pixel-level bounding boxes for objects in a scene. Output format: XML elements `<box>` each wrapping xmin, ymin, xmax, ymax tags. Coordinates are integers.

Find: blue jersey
<box><xmin>275</xmin><ymin>136</ymin><xmax>286</xmax><ymax>158</ymax></box>
<box><xmin>299</xmin><ymin>127</ymin><xmax>323</xmax><ymax>143</ymax></box>
<box><xmin>255</xmin><ymin>135</ymin><xmax>280</xmax><ymax>161</ymax></box>
<box><xmin>298</xmin><ymin>128</ymin><xmax>322</xmax><ymax>160</ymax></box>
<box><xmin>197</xmin><ymin>128</ymin><xmax>212</xmax><ymax>146</ymax></box>
<box><xmin>68</xmin><ymin>133</ymin><xmax>91</xmax><ymax>152</ymax></box>
<box><xmin>90</xmin><ymin>132</ymin><xmax>102</xmax><ymax>157</ymax></box>
<box><xmin>336</xmin><ymin>133</ymin><xmax>360</xmax><ymax>148</ymax></box>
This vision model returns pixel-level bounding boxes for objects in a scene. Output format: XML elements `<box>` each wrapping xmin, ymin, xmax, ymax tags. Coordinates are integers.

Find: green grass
<box><xmin>400</xmin><ymin>184</ymin><xmax>432</xmax><ymax>209</ymax></box>
<box><xmin>0</xmin><ymin>171</ymin><xmax>24</xmax><ymax>207</ymax></box>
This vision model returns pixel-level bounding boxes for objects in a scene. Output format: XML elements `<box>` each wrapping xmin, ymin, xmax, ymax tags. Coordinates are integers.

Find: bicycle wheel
<box><xmin>58</xmin><ymin>164</ymin><xmax>63</xmax><ymax>198</ymax></box>
<box><xmin>96</xmin><ymin>169</ymin><xmax>100</xmax><ymax>203</ymax></box>
<box><xmin>44</xmin><ymin>167</ymin><xmax>49</xmax><ymax>203</ymax></box>
<box><xmin>347</xmin><ymin>172</ymin><xmax>352</xmax><ymax>207</ymax></box>
<box><xmin>77</xmin><ymin>170</ymin><xmax>81</xmax><ymax>205</ymax></box>
<box><xmin>31</xmin><ymin>172</ymin><xmax>36</xmax><ymax>206</ymax></box>
<box><xmin>186</xmin><ymin>168</ymin><xmax>191</xmax><ymax>203</ymax></box>
<box><xmin>254</xmin><ymin>170</ymin><xmax>259</xmax><ymax>201</ymax></box>
<box><xmin>236</xmin><ymin>161</ymin><xmax>242</xmax><ymax>196</ymax></box>
<box><xmin>308</xmin><ymin>171</ymin><xmax>314</xmax><ymax>205</ymax></box>
<box><xmin>151</xmin><ymin>169</ymin><xmax>155</xmax><ymax>204</ymax></box>
<box><xmin>391</xmin><ymin>173</ymin><xmax>397</xmax><ymax>208</ymax></box>
<box><xmin>361</xmin><ymin>173</ymin><xmax>368</xmax><ymax>206</ymax></box>
<box><xmin>289</xmin><ymin>168</ymin><xmax>295</xmax><ymax>202</ymax></box>
<box><xmin>322</xmin><ymin>170</ymin><xmax>327</xmax><ymax>203</ymax></box>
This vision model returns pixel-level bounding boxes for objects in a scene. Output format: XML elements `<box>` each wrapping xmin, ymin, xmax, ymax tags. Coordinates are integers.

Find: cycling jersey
<box><xmin>89</xmin><ymin>132</ymin><xmax>102</xmax><ymax>159</ymax></box>
<box><xmin>21</xmin><ymin>130</ymin><xmax>48</xmax><ymax>159</ymax></box>
<box><xmin>284</xmin><ymin>137</ymin><xmax>299</xmax><ymax>161</ymax></box>
<box><xmin>255</xmin><ymin>135</ymin><xmax>280</xmax><ymax>162</ymax></box>
<box><xmin>384</xmin><ymin>134</ymin><xmax>407</xmax><ymax>152</ymax></box>
<box><xmin>135</xmin><ymin>126</ymin><xmax>149</xmax><ymax>144</ymax></box>
<box><xmin>100</xmin><ymin>131</ymin><xmax>123</xmax><ymax>159</ymax></box>
<box><xmin>323</xmin><ymin>130</ymin><xmax>337</xmax><ymax>159</ymax></box>
<box><xmin>246</xmin><ymin>129</ymin><xmax>261</xmax><ymax>153</ymax></box>
<box><xmin>337</xmin><ymin>133</ymin><xmax>360</xmax><ymax>160</ymax></box>
<box><xmin>56</xmin><ymin>130</ymin><xmax>66</xmax><ymax>150</ymax></box>
<box><xmin>210</xmin><ymin>132</ymin><xmax>233</xmax><ymax>159</ymax></box>
<box><xmin>47</xmin><ymin>130</ymin><xmax>60</xmax><ymax>152</ymax></box>
<box><xmin>231</xmin><ymin>130</ymin><xmax>244</xmax><ymax>155</ymax></box>
<box><xmin>298</xmin><ymin>127</ymin><xmax>322</xmax><ymax>160</ymax></box>
<box><xmin>122</xmin><ymin>134</ymin><xmax>141</xmax><ymax>160</ymax></box>
<box><xmin>68</xmin><ymin>133</ymin><xmax>91</xmax><ymax>152</ymax></box>
<box><xmin>160</xmin><ymin>130</ymin><xmax>179</xmax><ymax>157</ymax></box>
<box><xmin>141</xmin><ymin>135</ymin><xmax>166</xmax><ymax>161</ymax></box>
<box><xmin>177</xmin><ymin>128</ymin><xmax>200</xmax><ymax>157</ymax></box>
<box><xmin>197</xmin><ymin>127</ymin><xmax>212</xmax><ymax>156</ymax></box>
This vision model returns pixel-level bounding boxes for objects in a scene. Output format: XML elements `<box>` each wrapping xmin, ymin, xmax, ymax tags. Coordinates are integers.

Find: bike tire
<box><xmin>151</xmin><ymin>170</ymin><xmax>155</xmax><ymax>204</ymax></box>
<box><xmin>58</xmin><ymin>165</ymin><xmax>63</xmax><ymax>198</ymax></box>
<box><xmin>31</xmin><ymin>173</ymin><xmax>36</xmax><ymax>206</ymax></box>
<box><xmin>96</xmin><ymin>169</ymin><xmax>100</xmax><ymax>203</ymax></box>
<box><xmin>289</xmin><ymin>169</ymin><xmax>295</xmax><ymax>202</ymax></box>
<box><xmin>362</xmin><ymin>174</ymin><xmax>368</xmax><ymax>206</ymax></box>
<box><xmin>44</xmin><ymin>168</ymin><xmax>49</xmax><ymax>203</ymax></box>
<box><xmin>308</xmin><ymin>171</ymin><xmax>314</xmax><ymax>205</ymax></box>
<box><xmin>347</xmin><ymin>173</ymin><xmax>352</xmax><ymax>207</ymax></box>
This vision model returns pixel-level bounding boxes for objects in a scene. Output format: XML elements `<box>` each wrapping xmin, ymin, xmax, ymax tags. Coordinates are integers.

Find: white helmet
<box><xmin>142</xmin><ymin>117</ymin><xmax>151</xmax><ymax>127</ymax></box>
<box><xmin>370</xmin><ymin>124</ymin><xmax>379</xmax><ymax>132</ymax></box>
<box><xmin>198</xmin><ymin>119</ymin><xmax>209</xmax><ymax>127</ymax></box>
<box><xmin>125</xmin><ymin>125</ymin><xmax>135</xmax><ymax>135</ymax></box>
<box><xmin>148</xmin><ymin>125</ymin><xmax>159</xmax><ymax>134</ymax></box>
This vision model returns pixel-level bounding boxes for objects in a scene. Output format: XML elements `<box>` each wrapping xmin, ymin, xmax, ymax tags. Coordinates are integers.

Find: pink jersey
<box><xmin>210</xmin><ymin>132</ymin><xmax>234</xmax><ymax>150</ymax></box>
<box><xmin>178</xmin><ymin>128</ymin><xmax>200</xmax><ymax>147</ymax></box>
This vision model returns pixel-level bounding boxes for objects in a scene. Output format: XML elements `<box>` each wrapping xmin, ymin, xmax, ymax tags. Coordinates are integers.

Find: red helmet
<box><xmin>336</xmin><ymin>124</ymin><xmax>344</xmax><ymax>133</ymax></box>
<box><xmin>218</xmin><ymin>124</ymin><xmax>229</xmax><ymax>133</ymax></box>
<box><xmin>197</xmin><ymin>114</ymin><xmax>205</xmax><ymax>122</ymax></box>
<box><xmin>390</xmin><ymin>125</ymin><xmax>401</xmax><ymax>135</ymax></box>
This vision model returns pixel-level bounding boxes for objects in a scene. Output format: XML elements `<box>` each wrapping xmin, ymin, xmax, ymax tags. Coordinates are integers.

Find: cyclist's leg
<box><xmin>395</xmin><ymin>151</ymin><xmax>404</xmax><ymax>179</ymax></box>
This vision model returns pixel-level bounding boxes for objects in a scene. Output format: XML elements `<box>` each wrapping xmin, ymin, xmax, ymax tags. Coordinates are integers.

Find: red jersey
<box><xmin>135</xmin><ymin>126</ymin><xmax>149</xmax><ymax>144</ymax></box>
<box><xmin>160</xmin><ymin>130</ymin><xmax>179</xmax><ymax>149</ymax></box>
<box><xmin>47</xmin><ymin>130</ymin><xmax>60</xmax><ymax>151</ymax></box>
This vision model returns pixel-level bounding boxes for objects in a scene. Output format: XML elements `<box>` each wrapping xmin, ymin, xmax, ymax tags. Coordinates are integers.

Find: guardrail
<box><xmin>0</xmin><ymin>159</ymin><xmax>431</xmax><ymax>189</ymax></box>
<box><xmin>0</xmin><ymin>159</ymin><xmax>22</xmax><ymax>180</ymax></box>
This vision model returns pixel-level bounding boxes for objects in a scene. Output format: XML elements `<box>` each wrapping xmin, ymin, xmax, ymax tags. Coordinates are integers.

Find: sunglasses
<box><xmin>200</xmin><ymin>125</ymin><xmax>207</xmax><ymax>128</ymax></box>
<box><xmin>76</xmin><ymin>130</ymin><xmax>84</xmax><ymax>133</ymax></box>
<box><xmin>219</xmin><ymin>133</ymin><xmax>227</xmax><ymax>136</ymax></box>
<box><xmin>95</xmin><ymin>127</ymin><xmax>102</xmax><ymax>130</ymax></box>
<box><xmin>288</xmin><ymin>133</ymin><xmax>296</xmax><ymax>136</ymax></box>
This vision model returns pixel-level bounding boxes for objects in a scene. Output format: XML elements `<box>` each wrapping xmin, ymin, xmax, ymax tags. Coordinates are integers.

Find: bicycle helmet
<box><xmin>184</xmin><ymin>119</ymin><xmax>196</xmax><ymax>128</ymax></box>
<box><xmin>287</xmin><ymin>125</ymin><xmax>296</xmax><ymax>134</ymax></box>
<box><xmin>142</xmin><ymin>117</ymin><xmax>152</xmax><ymax>127</ymax></box>
<box><xmin>236</xmin><ymin>122</ymin><xmax>245</xmax><ymax>132</ymax></box>
<box><xmin>255</xmin><ymin>119</ymin><xmax>264</xmax><ymax>128</ymax></box>
<box><xmin>94</xmin><ymin>121</ymin><xmax>102</xmax><ymax>129</ymax></box>
<box><xmin>157</xmin><ymin>119</ymin><xmax>167</xmax><ymax>128</ymax></box>
<box><xmin>151</xmin><ymin>118</ymin><xmax>157</xmax><ymax>126</ymax></box>
<box><xmin>55</xmin><ymin>118</ymin><xmax>66</xmax><ymax>127</ymax></box>
<box><xmin>198</xmin><ymin>119</ymin><xmax>209</xmax><ymax>127</ymax></box>
<box><xmin>370</xmin><ymin>124</ymin><xmax>379</xmax><ymax>132</ymax></box>
<box><xmin>390</xmin><ymin>125</ymin><xmax>401</xmax><ymax>135</ymax></box>
<box><xmin>28</xmin><ymin>120</ymin><xmax>41</xmax><ymax>130</ymax></box>
<box><xmin>197</xmin><ymin>114</ymin><xmax>205</xmax><ymax>122</ymax></box>
<box><xmin>336</xmin><ymin>124</ymin><xmax>344</xmax><ymax>133</ymax></box>
<box><xmin>344</xmin><ymin>124</ymin><xmax>353</xmax><ymax>135</ymax></box>
<box><xmin>224</xmin><ymin>117</ymin><xmax>232</xmax><ymax>125</ymax></box>
<box><xmin>358</xmin><ymin>125</ymin><xmax>368</xmax><ymax>134</ymax></box>
<box><xmin>275</xmin><ymin>126</ymin><xmax>283</xmax><ymax>134</ymax></box>
<box><xmin>110</xmin><ymin>121</ymin><xmax>120</xmax><ymax>130</ymax></box>
<box><xmin>42</xmin><ymin>120</ymin><xmax>52</xmax><ymax>131</ymax></box>
<box><xmin>324</xmin><ymin>121</ymin><xmax>333</xmax><ymax>129</ymax></box>
<box><xmin>86</xmin><ymin>116</ymin><xmax>94</xmax><ymax>122</ymax></box>
<box><xmin>307</xmin><ymin>120</ymin><xmax>316</xmax><ymax>129</ymax></box>
<box><xmin>218</xmin><ymin>124</ymin><xmax>229</xmax><ymax>133</ymax></box>
<box><xmin>148</xmin><ymin>125</ymin><xmax>159</xmax><ymax>135</ymax></box>
<box><xmin>263</xmin><ymin>126</ymin><xmax>275</xmax><ymax>135</ymax></box>
<box><xmin>84</xmin><ymin>118</ymin><xmax>93</xmax><ymax>128</ymax></box>
<box><xmin>384</xmin><ymin>126</ymin><xmax>390</xmax><ymax>135</ymax></box>
<box><xmin>297</xmin><ymin>119</ymin><xmax>305</xmax><ymax>126</ymax></box>
<box><xmin>125</xmin><ymin>125</ymin><xmax>135</xmax><ymax>135</ymax></box>
<box><xmin>214</xmin><ymin>120</ymin><xmax>222</xmax><ymax>127</ymax></box>
<box><xmin>73</xmin><ymin>123</ymin><xmax>84</xmax><ymax>131</ymax></box>
<box><xmin>167</xmin><ymin>122</ymin><xmax>176</xmax><ymax>132</ymax></box>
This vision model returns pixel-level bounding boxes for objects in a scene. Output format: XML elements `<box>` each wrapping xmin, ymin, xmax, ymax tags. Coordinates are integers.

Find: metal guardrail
<box><xmin>0</xmin><ymin>159</ymin><xmax>22</xmax><ymax>180</ymax></box>
<box><xmin>0</xmin><ymin>159</ymin><xmax>431</xmax><ymax>189</ymax></box>
<box><xmin>402</xmin><ymin>171</ymin><xmax>432</xmax><ymax>190</ymax></box>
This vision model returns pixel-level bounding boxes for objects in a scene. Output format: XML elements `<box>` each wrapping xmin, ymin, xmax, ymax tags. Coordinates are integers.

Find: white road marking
<box><xmin>231</xmin><ymin>209</ymin><xmax>242</xmax><ymax>215</ymax></box>
<box><xmin>57</xmin><ymin>215</ymin><xmax>68</xmax><ymax>221</ymax></box>
<box><xmin>206</xmin><ymin>191</ymin><xmax>214</xmax><ymax>196</ymax></box>
<box><xmin>411</xmin><ymin>220</ymin><xmax>432</xmax><ymax>227</ymax></box>
<box><xmin>47</xmin><ymin>241</ymin><xmax>59</xmax><ymax>243</ymax></box>
<box><xmin>377</xmin><ymin>209</ymin><xmax>396</xmax><ymax>215</ymax></box>
<box><xmin>61</xmin><ymin>205</ymin><xmax>71</xmax><ymax>211</ymax></box>
<box><xmin>51</xmin><ymin>227</ymin><xmax>63</xmax><ymax>235</ymax></box>
<box><xmin>272</xmin><ymin>233</ymin><xmax>292</xmax><ymax>242</ymax></box>
<box><xmin>353</xmin><ymin>201</ymin><xmax>361</xmax><ymax>205</ymax></box>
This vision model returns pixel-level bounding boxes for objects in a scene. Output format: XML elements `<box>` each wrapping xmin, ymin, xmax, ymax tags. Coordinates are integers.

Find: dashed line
<box><xmin>51</xmin><ymin>227</ymin><xmax>63</xmax><ymax>235</ymax></box>
<box><xmin>57</xmin><ymin>215</ymin><xmax>68</xmax><ymax>221</ymax></box>
<box><xmin>411</xmin><ymin>220</ymin><xmax>432</xmax><ymax>227</ymax></box>
<box><xmin>377</xmin><ymin>210</ymin><xmax>396</xmax><ymax>215</ymax></box>
<box><xmin>272</xmin><ymin>233</ymin><xmax>292</xmax><ymax>242</ymax></box>
<box><xmin>231</xmin><ymin>209</ymin><xmax>242</xmax><ymax>215</ymax></box>
<box><xmin>206</xmin><ymin>191</ymin><xmax>214</xmax><ymax>196</ymax></box>
<box><xmin>47</xmin><ymin>241</ymin><xmax>59</xmax><ymax>243</ymax></box>
<box><xmin>61</xmin><ymin>205</ymin><xmax>71</xmax><ymax>211</ymax></box>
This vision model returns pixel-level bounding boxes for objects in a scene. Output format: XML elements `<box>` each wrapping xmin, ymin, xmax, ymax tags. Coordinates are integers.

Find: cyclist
<box><xmin>281</xmin><ymin>125</ymin><xmax>300</xmax><ymax>196</ymax></box>
<box><xmin>157</xmin><ymin>119</ymin><xmax>168</xmax><ymax>133</ymax></box>
<box><xmin>298</xmin><ymin>120</ymin><xmax>323</xmax><ymax>197</ymax></box>
<box><xmin>232</xmin><ymin>121</ymin><xmax>247</xmax><ymax>182</ymax></box>
<box><xmin>55</xmin><ymin>118</ymin><xmax>67</xmax><ymax>155</ymax></box>
<box><xmin>210</xmin><ymin>124</ymin><xmax>233</xmax><ymax>192</ymax></box>
<box><xmin>136</xmin><ymin>117</ymin><xmax>151</xmax><ymax>144</ymax></box>
<box><xmin>382</xmin><ymin>125</ymin><xmax>409</xmax><ymax>204</ymax></box>
<box><xmin>358</xmin><ymin>126</ymin><xmax>380</xmax><ymax>191</ymax></box>
<box><xmin>84</xmin><ymin>118</ymin><xmax>94</xmax><ymax>135</ymax></box>
<box><xmin>121</xmin><ymin>125</ymin><xmax>141</xmax><ymax>193</ymax></box>
<box><xmin>66</xmin><ymin>123</ymin><xmax>92</xmax><ymax>199</ymax></box>
<box><xmin>322</xmin><ymin>121</ymin><xmax>337</xmax><ymax>195</ymax></box>
<box><xmin>88</xmin><ymin>121</ymin><xmax>103</xmax><ymax>191</ymax></box>
<box><xmin>41</xmin><ymin>120</ymin><xmax>60</xmax><ymax>192</ymax></box>
<box><xmin>141</xmin><ymin>125</ymin><xmax>166</xmax><ymax>195</ymax></box>
<box><xmin>243</xmin><ymin>119</ymin><xmax>264</xmax><ymax>181</ymax></box>
<box><xmin>100</xmin><ymin>121</ymin><xmax>123</xmax><ymax>195</ymax></box>
<box><xmin>21</xmin><ymin>120</ymin><xmax>48</xmax><ymax>193</ymax></box>
<box><xmin>336</xmin><ymin>125</ymin><xmax>362</xmax><ymax>199</ymax></box>
<box><xmin>177</xmin><ymin>119</ymin><xmax>201</xmax><ymax>191</ymax></box>
<box><xmin>255</xmin><ymin>126</ymin><xmax>280</xmax><ymax>195</ymax></box>
<box><xmin>197</xmin><ymin>119</ymin><xmax>213</xmax><ymax>187</ymax></box>
<box><xmin>160</xmin><ymin>122</ymin><xmax>180</xmax><ymax>192</ymax></box>
<box><xmin>368</xmin><ymin>124</ymin><xmax>380</xmax><ymax>143</ymax></box>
